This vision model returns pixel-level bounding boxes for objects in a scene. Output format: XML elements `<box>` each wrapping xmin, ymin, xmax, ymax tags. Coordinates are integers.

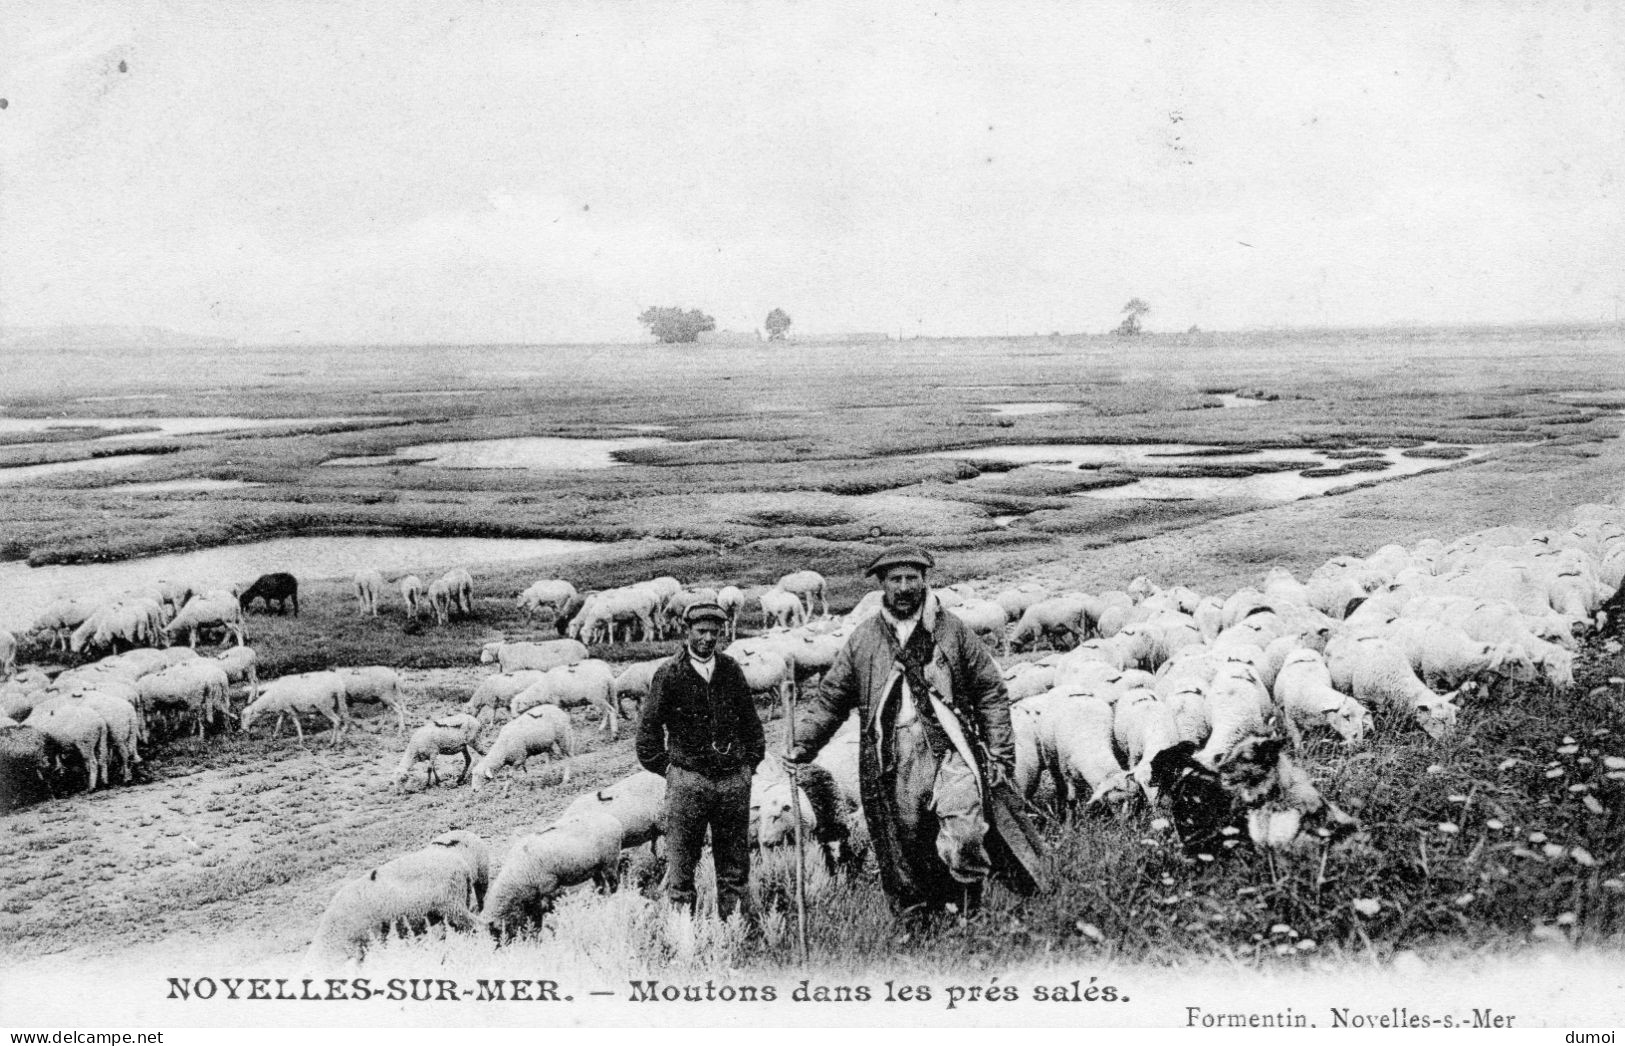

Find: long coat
<box><xmin>789</xmin><ymin>594</ymin><xmax>1017</xmax><ymax>910</ymax></box>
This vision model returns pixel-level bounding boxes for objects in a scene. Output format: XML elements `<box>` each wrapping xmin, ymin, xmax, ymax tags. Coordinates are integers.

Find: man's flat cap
<box><xmin>865</xmin><ymin>544</ymin><xmax>935</xmax><ymax>577</ymax></box>
<box><xmin>683</xmin><ymin>601</ymin><xmax>729</xmax><ymax>625</ymax></box>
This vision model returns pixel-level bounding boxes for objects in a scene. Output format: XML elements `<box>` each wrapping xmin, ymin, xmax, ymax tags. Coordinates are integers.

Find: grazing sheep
<box><xmin>462</xmin><ymin>670</ymin><xmax>545</xmax><ymax>717</ymax></box>
<box><xmin>1342</xmin><ymin>637</ymin><xmax>1461</xmax><ymax>738</ymax></box>
<box><xmin>1004</xmin><ymin>659</ymin><xmax>1059</xmax><ymax>702</ymax></box>
<box><xmin>1009</xmin><ymin>595</ymin><xmax>1089</xmax><ymax>651</ymax></box>
<box><xmin>36</xmin><ymin>688</ymin><xmax>144</xmax><ymax>785</ymax></box>
<box><xmin>482</xmin><ymin>812</ymin><xmax>625</xmax><ymax>936</ymax></box>
<box><xmin>568</xmin><ymin>586</ymin><xmax>659</xmax><ymax>643</ymax></box>
<box><xmin>138</xmin><ymin>660</ymin><xmax>232</xmax><ymax>738</ymax></box>
<box><xmin>338</xmin><ymin>666</ymin><xmax>409</xmax><ymax>733</ymax></box>
<box><xmin>426</xmin><ymin>578</ymin><xmax>454</xmax><ymax>625</ymax></box>
<box><xmin>0</xmin><ymin>722</ymin><xmax>57</xmax><ymax>809</ymax></box>
<box><xmin>777</xmin><ymin>569</ymin><xmax>829</xmax><ymax>619</ymax></box>
<box><xmin>436</xmin><ymin>568</ymin><xmax>475</xmax><ymax>619</ymax></box>
<box><xmin>470</xmin><ymin>704</ymin><xmax>574</xmax><ymax>790</ymax></box>
<box><xmin>165</xmin><ymin>594</ymin><xmax>247</xmax><ymax>648</ymax></box>
<box><xmin>394</xmin><ymin>712</ymin><xmax>486</xmax><ymax>791</ymax></box>
<box><xmin>994</xmin><ymin>583</ymin><xmax>1052</xmax><ymax>622</ymax></box>
<box><xmin>759</xmin><ymin>587</ymin><xmax>807</xmax><ymax>630</ymax></box>
<box><xmin>1112</xmin><ymin>689</ymin><xmax>1184</xmax><ymax>803</ymax></box>
<box><xmin>1385</xmin><ymin>617</ymin><xmax>1535</xmax><ymax>692</ymax></box>
<box><xmin>211</xmin><ymin>646</ymin><xmax>259</xmax><ymax>703</ymax></box>
<box><xmin>1193</xmin><ymin>657</ymin><xmax>1273</xmax><ymax>769</ymax></box>
<box><xmin>305</xmin><ymin>830</ymin><xmax>491</xmax><ymax>964</ymax></box>
<box><xmin>509</xmin><ymin>659</ymin><xmax>619</xmax><ymax>739</ymax></box>
<box><xmin>240</xmin><ymin>572</ymin><xmax>299</xmax><ymax>616</ymax></box>
<box><xmin>31</xmin><ymin>597</ymin><xmax>99</xmax><ymax>652</ymax></box>
<box><xmin>811</xmin><ymin>721</ymin><xmax>862</xmax><ymax>811</ymax></box>
<box><xmin>24</xmin><ymin>703</ymin><xmax>109</xmax><ymax>792</ymax></box>
<box><xmin>1215</xmin><ymin>734</ymin><xmax>1358</xmax><ymax>852</ymax></box>
<box><xmin>560</xmin><ymin>770</ymin><xmax>666</xmax><ymax>853</ymax></box>
<box><xmin>241</xmin><ymin>671</ymin><xmax>350</xmax><ymax>745</ymax></box>
<box><xmin>354</xmin><ymin>569</ymin><xmax>385</xmax><ymax>617</ymax></box>
<box><xmin>952</xmin><ymin>598</ymin><xmax>1010</xmax><ymax>655</ymax></box>
<box><xmin>611</xmin><ymin>658</ymin><xmax>666</xmax><ymax>717</ymax></box>
<box><xmin>480</xmin><ymin>639</ymin><xmax>588</xmax><ymax>674</ymax></box>
<box><xmin>1271</xmin><ymin>650</ymin><xmax>1372</xmax><ymax>746</ymax></box>
<box><xmin>1026</xmin><ymin>692</ymin><xmax>1136</xmax><ymax>817</ymax></box>
<box><xmin>399</xmin><ymin>575</ymin><xmax>427</xmax><ymax>620</ymax></box>
<box><xmin>517</xmin><ymin>578</ymin><xmax>576</xmax><ymax>621</ymax></box>
<box><xmin>716</xmin><ymin>585</ymin><xmax>745</xmax><ymax>638</ymax></box>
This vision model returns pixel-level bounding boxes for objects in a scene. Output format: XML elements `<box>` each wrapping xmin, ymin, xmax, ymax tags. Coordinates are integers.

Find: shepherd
<box><xmin>783</xmin><ymin>545</ymin><xmax>1045</xmax><ymax>926</ymax></box>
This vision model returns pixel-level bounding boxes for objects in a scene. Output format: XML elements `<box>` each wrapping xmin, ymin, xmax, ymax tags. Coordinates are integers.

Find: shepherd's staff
<box><xmin>781</xmin><ymin>679</ymin><xmax>809</xmax><ymax>963</ymax></box>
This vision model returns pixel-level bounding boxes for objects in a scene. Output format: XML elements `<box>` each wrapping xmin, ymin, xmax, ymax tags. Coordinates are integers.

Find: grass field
<box><xmin>2</xmin><ymin>325</ymin><xmax>1624</xmax><ymax>996</ymax></box>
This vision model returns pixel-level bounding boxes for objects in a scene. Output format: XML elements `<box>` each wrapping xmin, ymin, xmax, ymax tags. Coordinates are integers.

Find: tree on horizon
<box><xmin>1116</xmin><ymin>297</ymin><xmax>1151</xmax><ymax>335</ymax></box>
<box><xmin>764</xmin><ymin>308</ymin><xmax>792</xmax><ymax>341</ymax></box>
<box><xmin>638</xmin><ymin>306</ymin><xmax>716</xmax><ymax>344</ymax></box>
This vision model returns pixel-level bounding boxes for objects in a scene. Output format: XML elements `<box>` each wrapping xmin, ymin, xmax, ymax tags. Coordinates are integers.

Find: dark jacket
<box><xmin>637</xmin><ymin>650</ymin><xmax>765</xmax><ymax>778</ymax></box>
<box><xmin>788</xmin><ymin>594</ymin><xmax>1017</xmax><ymax>909</ymax></box>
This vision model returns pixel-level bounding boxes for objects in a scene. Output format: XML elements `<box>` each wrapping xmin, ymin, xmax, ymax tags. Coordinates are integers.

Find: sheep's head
<box><xmin>1085</xmin><ymin>770</ymin><xmax>1141</xmax><ymax>817</ymax></box>
<box><xmin>1538</xmin><ymin>648</ymin><xmax>1576</xmax><ymax>691</ymax></box>
<box><xmin>1488</xmin><ymin>643</ymin><xmax>1537</xmax><ymax>683</ymax></box>
<box><xmin>1325</xmin><ymin>696</ymin><xmax>1371</xmax><ymax>744</ymax></box>
<box><xmin>469</xmin><ymin>762</ymin><xmax>494</xmax><ymax>792</ymax></box>
<box><xmin>1414</xmin><ymin>694</ymin><xmax>1460</xmax><ymax>739</ymax></box>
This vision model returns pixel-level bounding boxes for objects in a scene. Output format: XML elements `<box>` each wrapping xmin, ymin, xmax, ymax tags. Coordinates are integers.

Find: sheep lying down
<box><xmin>481</xmin><ymin>811</ymin><xmax>625</xmax><ymax>937</ymax></box>
<box><xmin>305</xmin><ymin>830</ymin><xmax>490</xmax><ymax>965</ymax></box>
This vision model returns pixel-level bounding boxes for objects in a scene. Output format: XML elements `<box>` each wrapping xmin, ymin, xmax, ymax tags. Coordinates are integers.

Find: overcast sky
<box><xmin>2</xmin><ymin>1</ymin><xmax>1621</xmax><ymax>344</ymax></box>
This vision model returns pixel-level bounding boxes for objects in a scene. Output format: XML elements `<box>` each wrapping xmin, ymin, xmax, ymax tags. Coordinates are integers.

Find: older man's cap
<box><xmin>865</xmin><ymin>544</ymin><xmax>935</xmax><ymax>578</ymax></box>
<box><xmin>683</xmin><ymin>601</ymin><xmax>729</xmax><ymax>625</ymax></box>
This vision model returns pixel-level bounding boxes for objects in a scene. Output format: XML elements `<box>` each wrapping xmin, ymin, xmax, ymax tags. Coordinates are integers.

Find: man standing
<box><xmin>637</xmin><ymin>601</ymin><xmax>766</xmax><ymax>920</ymax></box>
<box><xmin>785</xmin><ymin>546</ymin><xmax>1041</xmax><ymax>921</ymax></box>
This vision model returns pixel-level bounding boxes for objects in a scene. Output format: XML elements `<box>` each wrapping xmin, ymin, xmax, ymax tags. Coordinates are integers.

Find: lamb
<box><xmin>138</xmin><ymin>660</ymin><xmax>232</xmax><ymax>738</ymax></box>
<box><xmin>165</xmin><ymin>593</ymin><xmax>246</xmax><ymax>648</ymax></box>
<box><xmin>479</xmin><ymin>639</ymin><xmax>589</xmax><ymax>674</ymax></box>
<box><xmin>777</xmin><ymin>569</ymin><xmax>829</xmax><ymax>619</ymax></box>
<box><xmin>560</xmin><ymin>770</ymin><xmax>667</xmax><ymax>853</ymax></box>
<box><xmin>1215</xmin><ymin>734</ymin><xmax>1359</xmax><ymax>851</ymax></box>
<box><xmin>393</xmin><ymin>712</ymin><xmax>486</xmax><ymax>790</ymax></box>
<box><xmin>1342</xmin><ymin>637</ymin><xmax>1461</xmax><ymax>738</ymax></box>
<box><xmin>760</xmin><ymin>587</ymin><xmax>808</xmax><ymax>630</ymax></box>
<box><xmin>517</xmin><ymin>578</ymin><xmax>576</xmax><ymax>621</ymax></box>
<box><xmin>463</xmin><ymin>671</ymin><xmax>545</xmax><ymax>717</ymax></box>
<box><xmin>240</xmin><ymin>572</ymin><xmax>299</xmax><ymax>616</ymax></box>
<box><xmin>305</xmin><ymin>830</ymin><xmax>491</xmax><ymax>964</ymax></box>
<box><xmin>353</xmin><ymin>569</ymin><xmax>385</xmax><ymax>617</ymax></box>
<box><xmin>213</xmin><ymin>646</ymin><xmax>259</xmax><ymax>703</ymax></box>
<box><xmin>1271</xmin><ymin>649</ymin><xmax>1372</xmax><ymax>746</ymax></box>
<box><xmin>399</xmin><ymin>575</ymin><xmax>426</xmax><ymax>620</ymax></box>
<box><xmin>508</xmin><ymin>659</ymin><xmax>619</xmax><ymax>739</ymax></box>
<box><xmin>482</xmin><ymin>811</ymin><xmax>624</xmax><ymax>937</ymax></box>
<box><xmin>241</xmin><ymin>671</ymin><xmax>351</xmax><ymax>745</ymax></box>
<box><xmin>469</xmin><ymin>704</ymin><xmax>574</xmax><ymax>790</ymax></box>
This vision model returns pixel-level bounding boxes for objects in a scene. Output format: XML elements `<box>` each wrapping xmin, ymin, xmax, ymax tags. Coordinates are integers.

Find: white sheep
<box><xmin>952</xmin><ymin>598</ymin><xmax>1010</xmax><ymax>654</ymax></box>
<box><xmin>517</xmin><ymin>578</ymin><xmax>576</xmax><ymax>620</ymax></box>
<box><xmin>777</xmin><ymin>569</ymin><xmax>829</xmax><ymax>619</ymax></box>
<box><xmin>509</xmin><ymin>659</ymin><xmax>619</xmax><ymax>739</ymax></box>
<box><xmin>438</xmin><ymin>568</ymin><xmax>475</xmax><ymax>617</ymax></box>
<box><xmin>1384</xmin><ymin>617</ymin><xmax>1535</xmax><ymax>692</ymax></box>
<box><xmin>1026</xmin><ymin>692</ymin><xmax>1136</xmax><ymax>816</ymax></box>
<box><xmin>470</xmin><ymin>704</ymin><xmax>574</xmax><ymax>790</ymax></box>
<box><xmin>338</xmin><ymin>666</ymin><xmax>409</xmax><ymax>733</ymax></box>
<box><xmin>305</xmin><ymin>829</ymin><xmax>490</xmax><ymax>964</ymax></box>
<box><xmin>1009</xmin><ymin>595</ymin><xmax>1089</xmax><ymax>651</ymax></box>
<box><xmin>241</xmin><ymin>671</ymin><xmax>350</xmax><ymax>745</ymax></box>
<box><xmin>1342</xmin><ymin>637</ymin><xmax>1461</xmax><ymax>739</ymax></box>
<box><xmin>759</xmin><ymin>587</ymin><xmax>808</xmax><ymax>630</ymax></box>
<box><xmin>994</xmin><ymin>582</ymin><xmax>1052</xmax><ymax>622</ymax></box>
<box><xmin>426</xmin><ymin>578</ymin><xmax>454</xmax><ymax>625</ymax></box>
<box><xmin>24</xmin><ymin>702</ymin><xmax>109</xmax><ymax>791</ymax></box>
<box><xmin>33</xmin><ymin>687</ymin><xmax>142</xmax><ymax>785</ymax></box>
<box><xmin>138</xmin><ymin>660</ymin><xmax>232</xmax><ymax>738</ymax></box>
<box><xmin>482</xmin><ymin>811</ymin><xmax>624</xmax><ymax>936</ymax></box>
<box><xmin>394</xmin><ymin>712</ymin><xmax>486</xmax><ymax>790</ymax></box>
<box><xmin>479</xmin><ymin>639</ymin><xmax>588</xmax><ymax>674</ymax></box>
<box><xmin>1111</xmin><ymin>689</ymin><xmax>1183</xmax><ymax>803</ymax></box>
<box><xmin>560</xmin><ymin>769</ymin><xmax>666</xmax><ymax>853</ymax></box>
<box><xmin>164</xmin><ymin>593</ymin><xmax>247</xmax><ymax>648</ymax></box>
<box><xmin>399</xmin><ymin>575</ymin><xmax>426</xmax><ymax>620</ymax></box>
<box><xmin>1271</xmin><ymin>649</ymin><xmax>1372</xmax><ymax>746</ymax></box>
<box><xmin>1193</xmin><ymin>657</ymin><xmax>1273</xmax><ymax>769</ymax></box>
<box><xmin>353</xmin><ymin>569</ymin><xmax>385</xmax><ymax>617</ymax></box>
<box><xmin>611</xmin><ymin>658</ymin><xmax>666</xmax><ymax>716</ymax></box>
<box><xmin>213</xmin><ymin>646</ymin><xmax>260</xmax><ymax>701</ymax></box>
<box><xmin>716</xmin><ymin>585</ymin><xmax>746</xmax><ymax>638</ymax></box>
<box><xmin>463</xmin><ymin>670</ymin><xmax>545</xmax><ymax>717</ymax></box>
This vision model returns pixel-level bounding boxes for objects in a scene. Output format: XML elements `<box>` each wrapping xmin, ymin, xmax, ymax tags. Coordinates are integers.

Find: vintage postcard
<box><xmin>1</xmin><ymin>0</ymin><xmax>1622</xmax><ymax>1036</ymax></box>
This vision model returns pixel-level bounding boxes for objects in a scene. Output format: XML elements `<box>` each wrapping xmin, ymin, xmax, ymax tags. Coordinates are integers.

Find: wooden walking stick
<box><xmin>782</xmin><ymin>678</ymin><xmax>809</xmax><ymax>963</ymax></box>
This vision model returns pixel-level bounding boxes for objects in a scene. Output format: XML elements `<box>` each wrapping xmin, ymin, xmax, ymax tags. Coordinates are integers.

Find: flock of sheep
<box><xmin>2</xmin><ymin>495</ymin><xmax>1620</xmax><ymax>964</ymax></box>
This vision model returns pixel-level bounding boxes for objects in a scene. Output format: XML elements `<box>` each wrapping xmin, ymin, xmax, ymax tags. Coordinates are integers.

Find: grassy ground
<box><xmin>3</xmin><ymin>325</ymin><xmax>1625</xmax><ymax>985</ymax></box>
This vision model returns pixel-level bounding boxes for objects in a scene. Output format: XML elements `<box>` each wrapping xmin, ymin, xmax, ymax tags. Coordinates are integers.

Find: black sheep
<box><xmin>240</xmin><ymin>572</ymin><xmax>299</xmax><ymax>616</ymax></box>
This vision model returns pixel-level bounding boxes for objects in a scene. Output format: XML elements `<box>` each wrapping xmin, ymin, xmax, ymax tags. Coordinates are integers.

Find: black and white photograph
<box><xmin>2</xmin><ymin>0</ymin><xmax>1623</xmax><ymax>1034</ymax></box>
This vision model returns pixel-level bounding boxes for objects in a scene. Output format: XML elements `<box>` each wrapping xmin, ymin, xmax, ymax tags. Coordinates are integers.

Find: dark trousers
<box><xmin>662</xmin><ymin>764</ymin><xmax>753</xmax><ymax>919</ymax></box>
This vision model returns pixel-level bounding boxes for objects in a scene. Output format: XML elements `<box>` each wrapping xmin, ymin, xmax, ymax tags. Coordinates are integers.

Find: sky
<box><xmin>1</xmin><ymin>1</ymin><xmax>1621</xmax><ymax>344</ymax></box>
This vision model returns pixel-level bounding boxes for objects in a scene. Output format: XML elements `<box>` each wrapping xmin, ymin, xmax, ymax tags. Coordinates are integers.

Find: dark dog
<box><xmin>1215</xmin><ymin>734</ymin><xmax>1359</xmax><ymax>851</ymax></box>
<box><xmin>1149</xmin><ymin>740</ymin><xmax>1249</xmax><ymax>859</ymax></box>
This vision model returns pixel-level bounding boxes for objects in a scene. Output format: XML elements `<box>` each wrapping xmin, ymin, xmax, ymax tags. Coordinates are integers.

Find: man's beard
<box><xmin>883</xmin><ymin>590</ymin><xmax>924</xmax><ymax>618</ymax></box>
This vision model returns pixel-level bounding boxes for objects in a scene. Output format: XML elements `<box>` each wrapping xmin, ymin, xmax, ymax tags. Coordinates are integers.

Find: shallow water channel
<box><xmin>0</xmin><ymin>535</ymin><xmax>603</xmax><ymax>634</ymax></box>
<box><xmin>322</xmin><ymin>436</ymin><xmax>670</xmax><ymax>469</ymax></box>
